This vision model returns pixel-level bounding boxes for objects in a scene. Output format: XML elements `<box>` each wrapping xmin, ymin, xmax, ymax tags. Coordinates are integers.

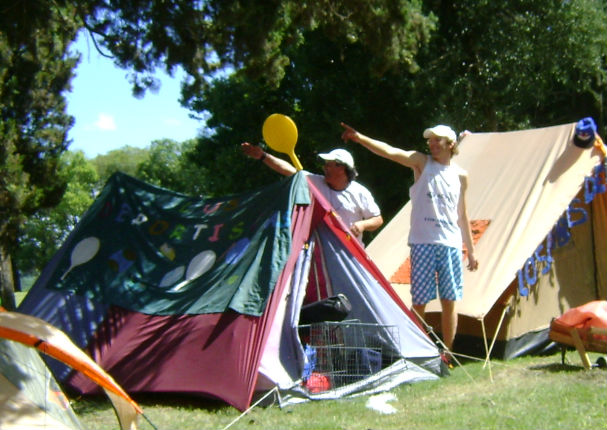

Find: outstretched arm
<box><xmin>340</xmin><ymin>123</ymin><xmax>427</xmax><ymax>175</ymax></box>
<box><xmin>241</xmin><ymin>142</ymin><xmax>297</xmax><ymax>176</ymax></box>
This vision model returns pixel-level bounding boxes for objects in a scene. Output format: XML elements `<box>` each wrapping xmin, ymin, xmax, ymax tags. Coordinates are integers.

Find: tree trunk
<box><xmin>0</xmin><ymin>245</ymin><xmax>16</xmax><ymax>310</ymax></box>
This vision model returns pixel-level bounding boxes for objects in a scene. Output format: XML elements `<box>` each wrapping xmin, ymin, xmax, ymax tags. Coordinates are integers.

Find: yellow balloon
<box><xmin>262</xmin><ymin>114</ymin><xmax>303</xmax><ymax>170</ymax></box>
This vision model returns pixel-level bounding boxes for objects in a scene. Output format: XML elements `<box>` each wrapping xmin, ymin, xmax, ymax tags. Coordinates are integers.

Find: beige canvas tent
<box><xmin>367</xmin><ymin>123</ymin><xmax>607</xmax><ymax>359</ymax></box>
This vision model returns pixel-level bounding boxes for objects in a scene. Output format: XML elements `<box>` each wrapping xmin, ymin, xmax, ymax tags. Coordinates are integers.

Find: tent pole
<box><xmin>311</xmin><ymin>242</ymin><xmax>321</xmax><ymax>300</ymax></box>
<box><xmin>588</xmin><ymin>199</ymin><xmax>600</xmax><ymax>299</ymax></box>
<box><xmin>484</xmin><ymin>305</ymin><xmax>509</xmax><ymax>366</ymax></box>
<box><xmin>480</xmin><ymin>318</ymin><xmax>494</xmax><ymax>383</ymax></box>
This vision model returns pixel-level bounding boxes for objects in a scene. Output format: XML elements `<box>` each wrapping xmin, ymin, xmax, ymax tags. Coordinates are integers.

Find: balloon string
<box><xmin>60</xmin><ymin>266</ymin><xmax>73</xmax><ymax>280</ymax></box>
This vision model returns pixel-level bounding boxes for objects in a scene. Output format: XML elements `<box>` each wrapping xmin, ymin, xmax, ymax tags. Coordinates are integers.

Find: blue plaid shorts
<box><xmin>410</xmin><ymin>243</ymin><xmax>463</xmax><ymax>305</ymax></box>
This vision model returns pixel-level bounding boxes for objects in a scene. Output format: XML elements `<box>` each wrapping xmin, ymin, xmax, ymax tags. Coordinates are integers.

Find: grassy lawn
<box><xmin>73</xmin><ymin>351</ymin><xmax>607</xmax><ymax>430</ymax></box>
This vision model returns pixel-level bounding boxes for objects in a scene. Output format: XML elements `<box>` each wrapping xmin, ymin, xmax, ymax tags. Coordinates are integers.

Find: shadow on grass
<box><xmin>527</xmin><ymin>362</ymin><xmax>588</xmax><ymax>373</ymax></box>
<box><xmin>71</xmin><ymin>392</ymin><xmax>230</xmax><ymax>413</ymax></box>
<box><xmin>528</xmin><ymin>351</ymin><xmax>607</xmax><ymax>373</ymax></box>
<box><xmin>137</xmin><ymin>392</ymin><xmax>230</xmax><ymax>412</ymax></box>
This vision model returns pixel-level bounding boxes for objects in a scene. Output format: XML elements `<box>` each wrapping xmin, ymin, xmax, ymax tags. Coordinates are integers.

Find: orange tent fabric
<box><xmin>0</xmin><ymin>309</ymin><xmax>142</xmax><ymax>430</ymax></box>
<box><xmin>555</xmin><ymin>300</ymin><xmax>607</xmax><ymax>330</ymax></box>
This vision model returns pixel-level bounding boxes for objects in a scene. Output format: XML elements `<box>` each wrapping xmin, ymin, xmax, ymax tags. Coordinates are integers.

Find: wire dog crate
<box><xmin>299</xmin><ymin>320</ymin><xmax>400</xmax><ymax>392</ymax></box>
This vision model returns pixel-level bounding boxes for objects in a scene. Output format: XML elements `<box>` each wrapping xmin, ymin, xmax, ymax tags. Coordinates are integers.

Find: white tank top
<box><xmin>408</xmin><ymin>158</ymin><xmax>465</xmax><ymax>247</ymax></box>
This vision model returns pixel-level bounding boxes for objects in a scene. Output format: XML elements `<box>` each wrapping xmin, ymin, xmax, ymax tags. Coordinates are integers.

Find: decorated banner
<box><xmin>516</xmin><ymin>159</ymin><xmax>607</xmax><ymax>295</ymax></box>
<box><xmin>47</xmin><ymin>172</ymin><xmax>310</xmax><ymax>316</ymax></box>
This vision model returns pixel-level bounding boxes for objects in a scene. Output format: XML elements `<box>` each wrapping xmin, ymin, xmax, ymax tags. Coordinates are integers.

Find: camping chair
<box><xmin>549</xmin><ymin>318</ymin><xmax>607</xmax><ymax>369</ymax></box>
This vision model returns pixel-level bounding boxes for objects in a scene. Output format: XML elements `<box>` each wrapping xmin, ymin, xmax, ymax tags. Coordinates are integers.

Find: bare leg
<box><xmin>440</xmin><ymin>299</ymin><xmax>457</xmax><ymax>350</ymax></box>
<box><xmin>412</xmin><ymin>304</ymin><xmax>426</xmax><ymax>322</ymax></box>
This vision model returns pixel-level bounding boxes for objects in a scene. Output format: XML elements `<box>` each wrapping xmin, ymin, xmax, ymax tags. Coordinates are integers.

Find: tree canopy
<box><xmin>0</xmin><ymin>2</ymin><xmax>80</xmax><ymax>307</ymax></box>
<box><xmin>418</xmin><ymin>0</ymin><xmax>607</xmax><ymax>130</ymax></box>
<box><xmin>188</xmin><ymin>0</ymin><xmax>607</xmax><ymax>221</ymax></box>
<box><xmin>76</xmin><ymin>0</ymin><xmax>436</xmax><ymax>97</ymax></box>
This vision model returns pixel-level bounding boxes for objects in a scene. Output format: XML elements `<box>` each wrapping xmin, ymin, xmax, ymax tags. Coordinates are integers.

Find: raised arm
<box><xmin>340</xmin><ymin>122</ymin><xmax>427</xmax><ymax>175</ymax></box>
<box><xmin>240</xmin><ymin>142</ymin><xmax>297</xmax><ymax>176</ymax></box>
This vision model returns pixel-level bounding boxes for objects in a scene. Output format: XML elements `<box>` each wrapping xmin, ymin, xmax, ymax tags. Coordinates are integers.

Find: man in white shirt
<box><xmin>340</xmin><ymin>122</ymin><xmax>478</xmax><ymax>354</ymax></box>
<box><xmin>241</xmin><ymin>143</ymin><xmax>383</xmax><ymax>243</ymax></box>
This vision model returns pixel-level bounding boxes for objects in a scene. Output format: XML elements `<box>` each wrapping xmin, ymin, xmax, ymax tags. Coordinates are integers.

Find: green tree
<box><xmin>77</xmin><ymin>0</ymin><xmax>436</xmax><ymax>97</ymax></box>
<box><xmin>136</xmin><ymin>138</ymin><xmax>210</xmax><ymax>195</ymax></box>
<box><xmin>90</xmin><ymin>146</ymin><xmax>150</xmax><ymax>188</ymax></box>
<box><xmin>415</xmin><ymin>0</ymin><xmax>607</xmax><ymax>132</ymax></box>
<box><xmin>15</xmin><ymin>151</ymin><xmax>99</xmax><ymax>281</ymax></box>
<box><xmin>187</xmin><ymin>0</ymin><xmax>607</xmax><ymax>226</ymax></box>
<box><xmin>6</xmin><ymin>0</ymin><xmax>606</xmax><ymax>302</ymax></box>
<box><xmin>0</xmin><ymin>2</ymin><xmax>80</xmax><ymax>308</ymax></box>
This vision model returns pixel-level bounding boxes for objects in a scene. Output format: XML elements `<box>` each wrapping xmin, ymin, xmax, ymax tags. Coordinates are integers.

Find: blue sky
<box><xmin>66</xmin><ymin>35</ymin><xmax>202</xmax><ymax>158</ymax></box>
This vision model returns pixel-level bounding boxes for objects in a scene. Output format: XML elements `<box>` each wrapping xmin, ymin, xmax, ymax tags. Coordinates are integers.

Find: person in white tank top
<box><xmin>341</xmin><ymin>122</ymin><xmax>478</xmax><ymax>355</ymax></box>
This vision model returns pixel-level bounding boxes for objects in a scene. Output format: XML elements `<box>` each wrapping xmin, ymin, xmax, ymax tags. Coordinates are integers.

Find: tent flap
<box><xmin>30</xmin><ymin>171</ymin><xmax>310</xmax><ymax>318</ymax></box>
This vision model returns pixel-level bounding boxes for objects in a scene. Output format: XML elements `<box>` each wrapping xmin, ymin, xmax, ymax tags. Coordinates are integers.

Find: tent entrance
<box><xmin>258</xmin><ymin>223</ymin><xmax>441</xmax><ymax>406</ymax></box>
<box><xmin>296</xmin><ymin>231</ymin><xmax>405</xmax><ymax>394</ymax></box>
<box><xmin>298</xmin><ymin>320</ymin><xmax>401</xmax><ymax>392</ymax></box>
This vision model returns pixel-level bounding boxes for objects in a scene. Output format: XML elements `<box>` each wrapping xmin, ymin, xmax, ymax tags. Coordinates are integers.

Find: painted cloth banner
<box><xmin>47</xmin><ymin>172</ymin><xmax>311</xmax><ymax>316</ymax></box>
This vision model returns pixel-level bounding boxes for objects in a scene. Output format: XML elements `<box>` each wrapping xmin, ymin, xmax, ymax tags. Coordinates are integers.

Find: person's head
<box><xmin>318</xmin><ymin>148</ymin><xmax>358</xmax><ymax>185</ymax></box>
<box><xmin>423</xmin><ymin>125</ymin><xmax>458</xmax><ymax>158</ymax></box>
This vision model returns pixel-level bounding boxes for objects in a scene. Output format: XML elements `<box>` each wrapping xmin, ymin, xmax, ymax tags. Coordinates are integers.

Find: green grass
<box><xmin>73</xmin><ymin>352</ymin><xmax>607</xmax><ymax>430</ymax></box>
<box><xmin>14</xmin><ymin>291</ymin><xmax>28</xmax><ymax>306</ymax></box>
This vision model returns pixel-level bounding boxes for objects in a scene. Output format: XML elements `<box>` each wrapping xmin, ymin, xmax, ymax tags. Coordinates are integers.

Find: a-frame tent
<box><xmin>367</xmin><ymin>123</ymin><xmax>607</xmax><ymax>359</ymax></box>
<box><xmin>19</xmin><ymin>171</ymin><xmax>442</xmax><ymax>411</ymax></box>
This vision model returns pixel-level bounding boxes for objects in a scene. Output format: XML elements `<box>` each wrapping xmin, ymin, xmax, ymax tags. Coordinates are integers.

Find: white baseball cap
<box><xmin>318</xmin><ymin>148</ymin><xmax>355</xmax><ymax>169</ymax></box>
<box><xmin>423</xmin><ymin>125</ymin><xmax>457</xmax><ymax>142</ymax></box>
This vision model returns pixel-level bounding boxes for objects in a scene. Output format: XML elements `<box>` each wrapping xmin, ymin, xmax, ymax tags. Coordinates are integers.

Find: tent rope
<box><xmin>141</xmin><ymin>412</ymin><xmax>158</xmax><ymax>430</ymax></box>
<box><xmin>221</xmin><ymin>387</ymin><xmax>278</xmax><ymax>430</ymax></box>
<box><xmin>409</xmin><ymin>307</ymin><xmax>475</xmax><ymax>382</ymax></box>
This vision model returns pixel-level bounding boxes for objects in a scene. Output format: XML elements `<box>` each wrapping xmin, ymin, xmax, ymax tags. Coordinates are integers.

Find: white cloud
<box><xmin>94</xmin><ymin>113</ymin><xmax>117</xmax><ymax>131</ymax></box>
<box><xmin>163</xmin><ymin>118</ymin><xmax>182</xmax><ymax>127</ymax></box>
